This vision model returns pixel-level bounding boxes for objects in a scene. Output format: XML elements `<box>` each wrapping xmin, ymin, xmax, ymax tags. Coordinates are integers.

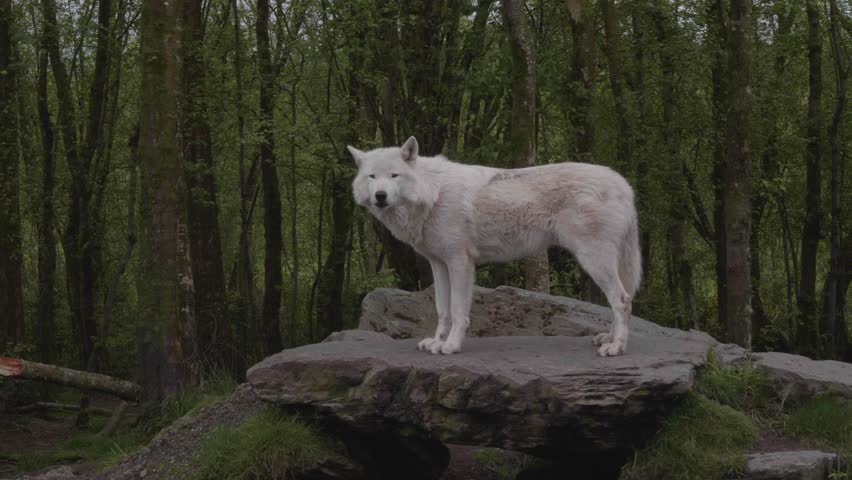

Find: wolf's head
<box><xmin>349</xmin><ymin>136</ymin><xmax>427</xmax><ymax>213</ymax></box>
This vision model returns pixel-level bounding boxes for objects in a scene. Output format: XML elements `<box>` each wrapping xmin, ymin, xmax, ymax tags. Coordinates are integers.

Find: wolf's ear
<box><xmin>401</xmin><ymin>136</ymin><xmax>418</xmax><ymax>163</ymax></box>
<box><xmin>347</xmin><ymin>145</ymin><xmax>365</xmax><ymax>167</ymax></box>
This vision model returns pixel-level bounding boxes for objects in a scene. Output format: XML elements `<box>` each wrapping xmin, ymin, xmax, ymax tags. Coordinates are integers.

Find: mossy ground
<box><xmin>192</xmin><ymin>408</ymin><xmax>341</xmax><ymax>480</ymax></box>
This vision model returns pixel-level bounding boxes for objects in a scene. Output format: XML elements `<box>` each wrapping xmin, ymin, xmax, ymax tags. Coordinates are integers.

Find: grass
<box><xmin>139</xmin><ymin>369</ymin><xmax>239</xmax><ymax>437</ymax></box>
<box><xmin>784</xmin><ymin>397</ymin><xmax>852</xmax><ymax>479</ymax></box>
<box><xmin>7</xmin><ymin>430</ymin><xmax>148</xmax><ymax>473</ymax></box>
<box><xmin>695</xmin><ymin>354</ymin><xmax>774</xmax><ymax>415</ymax></box>
<box><xmin>9</xmin><ymin>369</ymin><xmax>239</xmax><ymax>475</ymax></box>
<box><xmin>193</xmin><ymin>409</ymin><xmax>340</xmax><ymax>480</ymax></box>
<box><xmin>474</xmin><ymin>448</ymin><xmax>530</xmax><ymax>480</ymax></box>
<box><xmin>621</xmin><ymin>392</ymin><xmax>758</xmax><ymax>480</ymax></box>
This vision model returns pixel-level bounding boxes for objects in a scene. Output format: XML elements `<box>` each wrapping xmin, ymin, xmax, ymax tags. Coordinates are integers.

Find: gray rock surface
<box><xmin>742</xmin><ymin>450</ymin><xmax>838</xmax><ymax>480</ymax></box>
<box><xmin>751</xmin><ymin>352</ymin><xmax>852</xmax><ymax>402</ymax></box>
<box><xmin>15</xmin><ymin>467</ymin><xmax>77</xmax><ymax>480</ymax></box>
<box><xmin>359</xmin><ymin>285</ymin><xmax>735</xmax><ymax>352</ymax></box>
<box><xmin>248</xmin><ymin>332</ymin><xmax>707</xmax><ymax>458</ymax></box>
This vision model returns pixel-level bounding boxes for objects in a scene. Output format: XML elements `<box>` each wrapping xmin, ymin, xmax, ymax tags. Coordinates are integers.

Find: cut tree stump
<box><xmin>0</xmin><ymin>357</ymin><xmax>142</xmax><ymax>402</ymax></box>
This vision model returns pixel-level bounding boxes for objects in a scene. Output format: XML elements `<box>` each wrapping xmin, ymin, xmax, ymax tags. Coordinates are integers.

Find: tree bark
<box><xmin>0</xmin><ymin>0</ymin><xmax>24</xmax><ymax>350</ymax></box>
<box><xmin>256</xmin><ymin>0</ymin><xmax>284</xmax><ymax>356</ymax></box>
<box><xmin>708</xmin><ymin>0</ymin><xmax>729</xmax><ymax>335</ymax></box>
<box><xmin>822</xmin><ymin>0</ymin><xmax>848</xmax><ymax>356</ymax></box>
<box><xmin>183</xmin><ymin>0</ymin><xmax>228</xmax><ymax>368</ymax></box>
<box><xmin>36</xmin><ymin>39</ymin><xmax>57</xmax><ymax>364</ymax></box>
<box><xmin>567</xmin><ymin>0</ymin><xmax>596</xmax><ymax>161</ymax></box>
<box><xmin>503</xmin><ymin>0</ymin><xmax>549</xmax><ymax>293</ymax></box>
<box><xmin>231</xmin><ymin>0</ymin><xmax>254</xmax><ymax>374</ymax></box>
<box><xmin>797</xmin><ymin>0</ymin><xmax>823</xmax><ymax>355</ymax></box>
<box><xmin>723</xmin><ymin>0</ymin><xmax>753</xmax><ymax>348</ymax></box>
<box><xmin>138</xmin><ymin>0</ymin><xmax>197</xmax><ymax>401</ymax></box>
<box><xmin>1</xmin><ymin>357</ymin><xmax>142</xmax><ymax>402</ymax></box>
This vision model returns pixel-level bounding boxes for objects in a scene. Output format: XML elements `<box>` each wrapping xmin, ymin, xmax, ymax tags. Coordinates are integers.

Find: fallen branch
<box><xmin>14</xmin><ymin>401</ymin><xmax>113</xmax><ymax>416</ymax></box>
<box><xmin>97</xmin><ymin>401</ymin><xmax>129</xmax><ymax>438</ymax></box>
<box><xmin>0</xmin><ymin>357</ymin><xmax>142</xmax><ymax>402</ymax></box>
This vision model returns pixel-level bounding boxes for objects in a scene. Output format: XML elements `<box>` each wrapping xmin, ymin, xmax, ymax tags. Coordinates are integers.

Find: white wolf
<box><xmin>349</xmin><ymin>137</ymin><xmax>641</xmax><ymax>356</ymax></box>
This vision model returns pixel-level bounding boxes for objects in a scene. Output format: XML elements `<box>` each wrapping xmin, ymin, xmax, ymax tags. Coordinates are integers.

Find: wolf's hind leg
<box><xmin>575</xmin><ymin>244</ymin><xmax>631</xmax><ymax>356</ymax></box>
<box><xmin>431</xmin><ymin>255</ymin><xmax>474</xmax><ymax>355</ymax></box>
<box><xmin>418</xmin><ymin>259</ymin><xmax>452</xmax><ymax>352</ymax></box>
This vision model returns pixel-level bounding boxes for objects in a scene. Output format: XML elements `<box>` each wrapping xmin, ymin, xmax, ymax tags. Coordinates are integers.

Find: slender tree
<box><xmin>722</xmin><ymin>0</ymin><xmax>753</xmax><ymax>348</ymax></box>
<box><xmin>41</xmin><ymin>0</ymin><xmax>115</xmax><ymax>368</ymax></box>
<box><xmin>0</xmin><ymin>0</ymin><xmax>24</xmax><ymax>349</ymax></box>
<box><xmin>797</xmin><ymin>0</ymin><xmax>823</xmax><ymax>354</ymax></box>
<box><xmin>138</xmin><ymin>0</ymin><xmax>197</xmax><ymax>400</ymax></box>
<box><xmin>36</xmin><ymin>34</ymin><xmax>57</xmax><ymax>364</ymax></box>
<box><xmin>256</xmin><ymin>0</ymin><xmax>284</xmax><ymax>356</ymax></box>
<box><xmin>503</xmin><ymin>0</ymin><xmax>549</xmax><ymax>293</ymax></box>
<box><xmin>183</xmin><ymin>0</ymin><xmax>228</xmax><ymax>367</ymax></box>
<box><xmin>823</xmin><ymin>0</ymin><xmax>849</xmax><ymax>356</ymax></box>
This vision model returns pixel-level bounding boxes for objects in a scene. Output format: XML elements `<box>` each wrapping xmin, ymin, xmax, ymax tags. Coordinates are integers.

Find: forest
<box><xmin>0</xmin><ymin>0</ymin><xmax>851</xmax><ymax>401</ymax></box>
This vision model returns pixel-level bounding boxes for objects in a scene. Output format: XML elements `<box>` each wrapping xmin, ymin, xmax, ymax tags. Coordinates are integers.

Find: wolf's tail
<box><xmin>619</xmin><ymin>210</ymin><xmax>642</xmax><ymax>297</ymax></box>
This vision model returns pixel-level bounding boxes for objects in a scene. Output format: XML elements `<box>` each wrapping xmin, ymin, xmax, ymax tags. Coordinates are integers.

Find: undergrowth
<box><xmin>9</xmin><ymin>369</ymin><xmax>238</xmax><ymax>475</ymax></box>
<box><xmin>193</xmin><ymin>408</ymin><xmax>340</xmax><ymax>480</ymax></box>
<box><xmin>624</xmin><ymin>353</ymin><xmax>852</xmax><ymax>480</ymax></box>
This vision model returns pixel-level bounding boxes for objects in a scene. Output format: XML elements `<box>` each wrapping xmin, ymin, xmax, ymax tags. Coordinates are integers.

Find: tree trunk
<box><xmin>708</xmin><ymin>0</ymin><xmax>729</xmax><ymax>335</ymax></box>
<box><xmin>0</xmin><ymin>0</ymin><xmax>24</xmax><ymax>349</ymax></box>
<box><xmin>256</xmin><ymin>0</ymin><xmax>284</xmax><ymax>356</ymax></box>
<box><xmin>36</xmin><ymin>41</ymin><xmax>57</xmax><ymax>364</ymax></box>
<box><xmin>231</xmin><ymin>0</ymin><xmax>254</xmax><ymax>374</ymax></box>
<box><xmin>138</xmin><ymin>0</ymin><xmax>197</xmax><ymax>401</ymax></box>
<box><xmin>503</xmin><ymin>0</ymin><xmax>549</xmax><ymax>293</ymax></box>
<box><xmin>567</xmin><ymin>0</ymin><xmax>596</xmax><ymax>161</ymax></box>
<box><xmin>630</xmin><ymin>7</ymin><xmax>651</xmax><ymax>306</ymax></box>
<box><xmin>183</xmin><ymin>0</ymin><xmax>228</xmax><ymax>368</ymax></box>
<box><xmin>797</xmin><ymin>0</ymin><xmax>823</xmax><ymax>355</ymax></box>
<box><xmin>723</xmin><ymin>0</ymin><xmax>753</xmax><ymax>349</ymax></box>
<box><xmin>822</xmin><ymin>0</ymin><xmax>848</xmax><ymax>356</ymax></box>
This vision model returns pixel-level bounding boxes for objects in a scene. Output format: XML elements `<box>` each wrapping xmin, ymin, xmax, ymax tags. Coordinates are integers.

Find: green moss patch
<box><xmin>621</xmin><ymin>392</ymin><xmax>757</xmax><ymax>480</ymax></box>
<box><xmin>193</xmin><ymin>409</ymin><xmax>340</xmax><ymax>480</ymax></box>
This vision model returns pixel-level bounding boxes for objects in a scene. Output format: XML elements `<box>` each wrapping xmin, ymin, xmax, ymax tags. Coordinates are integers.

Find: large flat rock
<box><xmin>752</xmin><ymin>352</ymin><xmax>852</xmax><ymax>402</ymax></box>
<box><xmin>247</xmin><ymin>333</ymin><xmax>709</xmax><ymax>458</ymax></box>
<box><xmin>742</xmin><ymin>450</ymin><xmax>838</xmax><ymax>480</ymax></box>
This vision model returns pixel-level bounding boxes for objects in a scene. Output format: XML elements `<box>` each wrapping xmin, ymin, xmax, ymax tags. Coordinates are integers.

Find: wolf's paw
<box><xmin>428</xmin><ymin>340</ymin><xmax>445</xmax><ymax>355</ymax></box>
<box><xmin>592</xmin><ymin>332</ymin><xmax>612</xmax><ymax>346</ymax></box>
<box><xmin>439</xmin><ymin>340</ymin><xmax>461</xmax><ymax>355</ymax></box>
<box><xmin>597</xmin><ymin>340</ymin><xmax>626</xmax><ymax>357</ymax></box>
<box><xmin>418</xmin><ymin>337</ymin><xmax>438</xmax><ymax>351</ymax></box>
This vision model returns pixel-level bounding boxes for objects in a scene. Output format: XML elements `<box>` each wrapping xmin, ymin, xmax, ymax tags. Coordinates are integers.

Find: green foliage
<box><xmin>695</xmin><ymin>354</ymin><xmax>774</xmax><ymax>414</ymax></box>
<box><xmin>620</xmin><ymin>393</ymin><xmax>757</xmax><ymax>480</ymax></box>
<box><xmin>140</xmin><ymin>371</ymin><xmax>238</xmax><ymax>437</ymax></box>
<box><xmin>7</xmin><ymin>429</ymin><xmax>147</xmax><ymax>473</ymax></box>
<box><xmin>193</xmin><ymin>409</ymin><xmax>339</xmax><ymax>480</ymax></box>
<box><xmin>474</xmin><ymin>448</ymin><xmax>530</xmax><ymax>480</ymax></box>
<box><xmin>785</xmin><ymin>397</ymin><xmax>852</xmax><ymax>455</ymax></box>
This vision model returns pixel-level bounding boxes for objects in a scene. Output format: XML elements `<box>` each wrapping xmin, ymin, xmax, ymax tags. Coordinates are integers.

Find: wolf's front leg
<box><xmin>433</xmin><ymin>255</ymin><xmax>475</xmax><ymax>355</ymax></box>
<box><xmin>418</xmin><ymin>259</ymin><xmax>451</xmax><ymax>353</ymax></box>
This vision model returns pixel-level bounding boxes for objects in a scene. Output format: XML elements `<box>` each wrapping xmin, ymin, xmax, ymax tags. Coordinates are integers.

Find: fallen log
<box><xmin>14</xmin><ymin>401</ymin><xmax>113</xmax><ymax>416</ymax></box>
<box><xmin>0</xmin><ymin>357</ymin><xmax>142</xmax><ymax>402</ymax></box>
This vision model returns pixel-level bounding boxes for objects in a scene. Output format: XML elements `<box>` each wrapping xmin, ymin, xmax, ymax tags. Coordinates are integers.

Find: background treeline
<box><xmin>0</xmin><ymin>0</ymin><xmax>850</xmax><ymax>397</ymax></box>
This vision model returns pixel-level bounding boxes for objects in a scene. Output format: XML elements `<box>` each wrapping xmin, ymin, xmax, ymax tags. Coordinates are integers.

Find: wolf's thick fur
<box><xmin>349</xmin><ymin>137</ymin><xmax>641</xmax><ymax>356</ymax></box>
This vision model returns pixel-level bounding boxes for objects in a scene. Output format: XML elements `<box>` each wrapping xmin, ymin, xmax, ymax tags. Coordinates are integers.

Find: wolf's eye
<box><xmin>391</xmin><ymin>173</ymin><xmax>399</xmax><ymax>178</ymax></box>
<box><xmin>369</xmin><ymin>174</ymin><xmax>375</xmax><ymax>179</ymax></box>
